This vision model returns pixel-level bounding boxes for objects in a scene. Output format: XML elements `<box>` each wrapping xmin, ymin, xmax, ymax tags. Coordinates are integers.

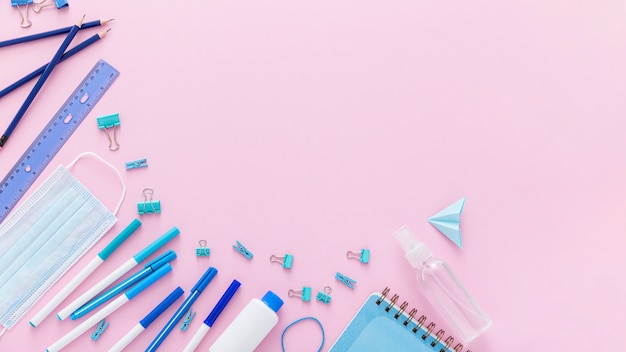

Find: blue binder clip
<box><xmin>137</xmin><ymin>188</ymin><xmax>161</xmax><ymax>215</ymax></box>
<box><xmin>233</xmin><ymin>240</ymin><xmax>253</xmax><ymax>259</ymax></box>
<box><xmin>346</xmin><ymin>249</ymin><xmax>370</xmax><ymax>264</ymax></box>
<box><xmin>126</xmin><ymin>158</ymin><xmax>148</xmax><ymax>170</ymax></box>
<box><xmin>270</xmin><ymin>254</ymin><xmax>293</xmax><ymax>269</ymax></box>
<box><xmin>96</xmin><ymin>113</ymin><xmax>121</xmax><ymax>150</ymax></box>
<box><xmin>196</xmin><ymin>240</ymin><xmax>210</xmax><ymax>257</ymax></box>
<box><xmin>90</xmin><ymin>319</ymin><xmax>109</xmax><ymax>341</ymax></box>
<box><xmin>335</xmin><ymin>272</ymin><xmax>357</xmax><ymax>289</ymax></box>
<box><xmin>179</xmin><ymin>308</ymin><xmax>196</xmax><ymax>331</ymax></box>
<box><xmin>288</xmin><ymin>287</ymin><xmax>312</xmax><ymax>302</ymax></box>
<box><xmin>32</xmin><ymin>0</ymin><xmax>68</xmax><ymax>12</ymax></box>
<box><xmin>316</xmin><ymin>286</ymin><xmax>332</xmax><ymax>304</ymax></box>
<box><xmin>11</xmin><ymin>0</ymin><xmax>33</xmax><ymax>28</ymax></box>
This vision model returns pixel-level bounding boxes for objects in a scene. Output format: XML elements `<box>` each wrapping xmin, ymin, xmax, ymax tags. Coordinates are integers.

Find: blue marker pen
<box><xmin>146</xmin><ymin>266</ymin><xmax>218</xmax><ymax>352</ymax></box>
<box><xmin>70</xmin><ymin>250</ymin><xmax>177</xmax><ymax>320</ymax></box>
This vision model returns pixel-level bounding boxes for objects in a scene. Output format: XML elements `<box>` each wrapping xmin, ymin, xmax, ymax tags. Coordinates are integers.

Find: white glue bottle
<box><xmin>209</xmin><ymin>290</ymin><xmax>283</xmax><ymax>352</ymax></box>
<box><xmin>394</xmin><ymin>225</ymin><xmax>492</xmax><ymax>343</ymax></box>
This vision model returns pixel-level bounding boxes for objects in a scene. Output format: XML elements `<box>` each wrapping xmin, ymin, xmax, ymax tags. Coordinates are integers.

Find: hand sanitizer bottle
<box><xmin>394</xmin><ymin>225</ymin><xmax>492</xmax><ymax>343</ymax></box>
<box><xmin>209</xmin><ymin>291</ymin><xmax>283</xmax><ymax>352</ymax></box>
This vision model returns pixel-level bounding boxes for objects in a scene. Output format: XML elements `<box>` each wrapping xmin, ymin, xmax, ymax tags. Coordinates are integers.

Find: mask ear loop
<box><xmin>65</xmin><ymin>152</ymin><xmax>126</xmax><ymax>215</ymax></box>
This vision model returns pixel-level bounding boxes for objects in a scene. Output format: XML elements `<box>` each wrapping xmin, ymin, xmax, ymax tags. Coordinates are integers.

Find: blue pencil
<box><xmin>0</xmin><ymin>15</ymin><xmax>84</xmax><ymax>149</ymax></box>
<box><xmin>0</xmin><ymin>29</ymin><xmax>110</xmax><ymax>101</ymax></box>
<box><xmin>0</xmin><ymin>19</ymin><xmax>112</xmax><ymax>48</ymax></box>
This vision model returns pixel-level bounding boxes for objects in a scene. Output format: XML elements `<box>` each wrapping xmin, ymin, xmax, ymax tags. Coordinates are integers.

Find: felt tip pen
<box><xmin>29</xmin><ymin>219</ymin><xmax>141</xmax><ymax>327</ymax></box>
<box><xmin>46</xmin><ymin>263</ymin><xmax>172</xmax><ymax>352</ymax></box>
<box><xmin>183</xmin><ymin>279</ymin><xmax>241</xmax><ymax>352</ymax></box>
<box><xmin>70</xmin><ymin>250</ymin><xmax>176</xmax><ymax>320</ymax></box>
<box><xmin>145</xmin><ymin>267</ymin><xmax>218</xmax><ymax>352</ymax></box>
<box><xmin>108</xmin><ymin>287</ymin><xmax>184</xmax><ymax>352</ymax></box>
<box><xmin>56</xmin><ymin>226</ymin><xmax>180</xmax><ymax>320</ymax></box>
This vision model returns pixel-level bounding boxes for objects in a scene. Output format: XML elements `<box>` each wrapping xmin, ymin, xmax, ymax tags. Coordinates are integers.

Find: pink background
<box><xmin>1</xmin><ymin>0</ymin><xmax>626</xmax><ymax>351</ymax></box>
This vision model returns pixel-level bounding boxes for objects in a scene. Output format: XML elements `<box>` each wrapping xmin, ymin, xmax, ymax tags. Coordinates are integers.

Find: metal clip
<box><xmin>90</xmin><ymin>319</ymin><xmax>109</xmax><ymax>341</ymax></box>
<box><xmin>179</xmin><ymin>308</ymin><xmax>196</xmax><ymax>331</ymax></box>
<box><xmin>96</xmin><ymin>113</ymin><xmax>121</xmax><ymax>150</ymax></box>
<box><xmin>233</xmin><ymin>240</ymin><xmax>253</xmax><ymax>259</ymax></box>
<box><xmin>269</xmin><ymin>254</ymin><xmax>293</xmax><ymax>269</ymax></box>
<box><xmin>137</xmin><ymin>188</ymin><xmax>161</xmax><ymax>215</ymax></box>
<box><xmin>11</xmin><ymin>0</ymin><xmax>33</xmax><ymax>28</ymax></box>
<box><xmin>196</xmin><ymin>240</ymin><xmax>210</xmax><ymax>257</ymax></box>
<box><xmin>346</xmin><ymin>249</ymin><xmax>370</xmax><ymax>263</ymax></box>
<box><xmin>335</xmin><ymin>272</ymin><xmax>357</xmax><ymax>289</ymax></box>
<box><xmin>288</xmin><ymin>287</ymin><xmax>312</xmax><ymax>302</ymax></box>
<box><xmin>126</xmin><ymin>158</ymin><xmax>148</xmax><ymax>170</ymax></box>
<box><xmin>316</xmin><ymin>286</ymin><xmax>332</xmax><ymax>304</ymax></box>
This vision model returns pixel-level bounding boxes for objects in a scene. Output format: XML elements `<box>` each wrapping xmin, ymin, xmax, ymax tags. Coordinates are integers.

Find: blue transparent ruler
<box><xmin>0</xmin><ymin>59</ymin><xmax>119</xmax><ymax>224</ymax></box>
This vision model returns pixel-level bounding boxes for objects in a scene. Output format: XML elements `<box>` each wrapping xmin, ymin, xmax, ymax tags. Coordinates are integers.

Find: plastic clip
<box><xmin>346</xmin><ymin>249</ymin><xmax>370</xmax><ymax>263</ymax></box>
<box><xmin>179</xmin><ymin>308</ymin><xmax>196</xmax><ymax>331</ymax></box>
<box><xmin>196</xmin><ymin>240</ymin><xmax>210</xmax><ymax>257</ymax></box>
<box><xmin>316</xmin><ymin>286</ymin><xmax>332</xmax><ymax>304</ymax></box>
<box><xmin>126</xmin><ymin>158</ymin><xmax>148</xmax><ymax>170</ymax></box>
<box><xmin>233</xmin><ymin>240</ymin><xmax>253</xmax><ymax>259</ymax></box>
<box><xmin>96</xmin><ymin>113</ymin><xmax>121</xmax><ymax>151</ymax></box>
<box><xmin>269</xmin><ymin>254</ymin><xmax>293</xmax><ymax>269</ymax></box>
<box><xmin>137</xmin><ymin>188</ymin><xmax>161</xmax><ymax>215</ymax></box>
<box><xmin>90</xmin><ymin>319</ymin><xmax>109</xmax><ymax>341</ymax></box>
<box><xmin>335</xmin><ymin>272</ymin><xmax>357</xmax><ymax>289</ymax></box>
<box><xmin>288</xmin><ymin>287</ymin><xmax>312</xmax><ymax>302</ymax></box>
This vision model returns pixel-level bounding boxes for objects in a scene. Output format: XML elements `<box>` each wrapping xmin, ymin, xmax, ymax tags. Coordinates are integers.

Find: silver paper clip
<box><xmin>180</xmin><ymin>308</ymin><xmax>196</xmax><ymax>331</ymax></box>
<box><xmin>91</xmin><ymin>319</ymin><xmax>109</xmax><ymax>341</ymax></box>
<box><xmin>335</xmin><ymin>272</ymin><xmax>357</xmax><ymax>289</ymax></box>
<box><xmin>126</xmin><ymin>158</ymin><xmax>148</xmax><ymax>170</ymax></box>
<box><xmin>233</xmin><ymin>240</ymin><xmax>253</xmax><ymax>259</ymax></box>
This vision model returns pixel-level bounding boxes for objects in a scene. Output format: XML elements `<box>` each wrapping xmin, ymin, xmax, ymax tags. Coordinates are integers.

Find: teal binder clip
<box><xmin>96</xmin><ymin>113</ymin><xmax>121</xmax><ymax>150</ymax></box>
<box><xmin>91</xmin><ymin>319</ymin><xmax>109</xmax><ymax>341</ymax></box>
<box><xmin>335</xmin><ymin>272</ymin><xmax>357</xmax><ymax>289</ymax></box>
<box><xmin>346</xmin><ymin>249</ymin><xmax>370</xmax><ymax>263</ymax></box>
<box><xmin>270</xmin><ymin>254</ymin><xmax>293</xmax><ymax>269</ymax></box>
<box><xmin>138</xmin><ymin>188</ymin><xmax>161</xmax><ymax>215</ymax></box>
<box><xmin>316</xmin><ymin>286</ymin><xmax>332</xmax><ymax>304</ymax></box>
<box><xmin>233</xmin><ymin>240</ymin><xmax>253</xmax><ymax>259</ymax></box>
<box><xmin>288</xmin><ymin>287</ymin><xmax>312</xmax><ymax>302</ymax></box>
<box><xmin>126</xmin><ymin>158</ymin><xmax>148</xmax><ymax>170</ymax></box>
<box><xmin>196</xmin><ymin>240</ymin><xmax>210</xmax><ymax>257</ymax></box>
<box><xmin>179</xmin><ymin>308</ymin><xmax>196</xmax><ymax>331</ymax></box>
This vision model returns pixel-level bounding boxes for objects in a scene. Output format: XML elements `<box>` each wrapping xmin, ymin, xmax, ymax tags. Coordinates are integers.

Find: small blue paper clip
<box><xmin>288</xmin><ymin>287</ymin><xmax>312</xmax><ymax>302</ymax></box>
<box><xmin>179</xmin><ymin>308</ymin><xmax>196</xmax><ymax>331</ymax></box>
<box><xmin>346</xmin><ymin>249</ymin><xmax>370</xmax><ymax>264</ymax></box>
<box><xmin>96</xmin><ymin>113</ymin><xmax>121</xmax><ymax>150</ymax></box>
<box><xmin>233</xmin><ymin>240</ymin><xmax>253</xmax><ymax>259</ymax></box>
<box><xmin>335</xmin><ymin>272</ymin><xmax>357</xmax><ymax>289</ymax></box>
<box><xmin>269</xmin><ymin>254</ymin><xmax>293</xmax><ymax>269</ymax></box>
<box><xmin>91</xmin><ymin>319</ymin><xmax>109</xmax><ymax>341</ymax></box>
<box><xmin>316</xmin><ymin>286</ymin><xmax>332</xmax><ymax>304</ymax></box>
<box><xmin>137</xmin><ymin>188</ymin><xmax>161</xmax><ymax>215</ymax></box>
<box><xmin>126</xmin><ymin>158</ymin><xmax>148</xmax><ymax>170</ymax></box>
<box><xmin>196</xmin><ymin>240</ymin><xmax>210</xmax><ymax>257</ymax></box>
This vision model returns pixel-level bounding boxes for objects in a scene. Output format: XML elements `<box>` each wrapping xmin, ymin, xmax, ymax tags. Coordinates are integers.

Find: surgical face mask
<box><xmin>0</xmin><ymin>152</ymin><xmax>125</xmax><ymax>335</ymax></box>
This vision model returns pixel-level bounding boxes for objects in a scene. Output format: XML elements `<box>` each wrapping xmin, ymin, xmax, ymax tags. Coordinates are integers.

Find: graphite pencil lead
<box><xmin>98</xmin><ymin>28</ymin><xmax>112</xmax><ymax>38</ymax></box>
<box><xmin>77</xmin><ymin>14</ymin><xmax>86</xmax><ymax>27</ymax></box>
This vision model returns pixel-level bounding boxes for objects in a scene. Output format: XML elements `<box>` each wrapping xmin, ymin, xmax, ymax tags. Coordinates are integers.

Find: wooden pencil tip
<box><xmin>77</xmin><ymin>14</ymin><xmax>86</xmax><ymax>27</ymax></box>
<box><xmin>98</xmin><ymin>28</ymin><xmax>112</xmax><ymax>38</ymax></box>
<box><xmin>101</xmin><ymin>18</ymin><xmax>115</xmax><ymax>25</ymax></box>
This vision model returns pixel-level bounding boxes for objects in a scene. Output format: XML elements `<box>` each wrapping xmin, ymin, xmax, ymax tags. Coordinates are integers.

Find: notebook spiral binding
<box><xmin>375</xmin><ymin>287</ymin><xmax>472</xmax><ymax>352</ymax></box>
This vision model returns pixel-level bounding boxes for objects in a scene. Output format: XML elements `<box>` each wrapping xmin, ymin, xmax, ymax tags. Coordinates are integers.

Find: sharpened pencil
<box><xmin>0</xmin><ymin>19</ymin><xmax>113</xmax><ymax>48</ymax></box>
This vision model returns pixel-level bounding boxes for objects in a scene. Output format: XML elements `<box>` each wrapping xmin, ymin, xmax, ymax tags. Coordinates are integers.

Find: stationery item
<box><xmin>0</xmin><ymin>152</ymin><xmax>124</xmax><ymax>336</ymax></box>
<box><xmin>233</xmin><ymin>240</ymin><xmax>253</xmax><ymax>259</ymax></box>
<box><xmin>270</xmin><ymin>254</ymin><xmax>293</xmax><ymax>269</ymax></box>
<box><xmin>428</xmin><ymin>197</ymin><xmax>466</xmax><ymax>248</ymax></box>
<box><xmin>196</xmin><ymin>240</ymin><xmax>210</xmax><ymax>257</ymax></box>
<box><xmin>70</xmin><ymin>250</ymin><xmax>177</xmax><ymax>320</ymax></box>
<box><xmin>32</xmin><ymin>0</ymin><xmax>68</xmax><ymax>12</ymax></box>
<box><xmin>90</xmin><ymin>319</ymin><xmax>109</xmax><ymax>341</ymax></box>
<box><xmin>288</xmin><ymin>287</ymin><xmax>311</xmax><ymax>302</ymax></box>
<box><xmin>126</xmin><ymin>158</ymin><xmax>148</xmax><ymax>170</ymax></box>
<box><xmin>346</xmin><ymin>249</ymin><xmax>370</xmax><ymax>263</ymax></box>
<box><xmin>183</xmin><ymin>279</ymin><xmax>241</xmax><ymax>352</ymax></box>
<box><xmin>281</xmin><ymin>316</ymin><xmax>325</xmax><ymax>352</ymax></box>
<box><xmin>335</xmin><ymin>272</ymin><xmax>357</xmax><ymax>289</ymax></box>
<box><xmin>316</xmin><ymin>286</ymin><xmax>332</xmax><ymax>304</ymax></box>
<box><xmin>329</xmin><ymin>288</ymin><xmax>473</xmax><ymax>352</ymax></box>
<box><xmin>0</xmin><ymin>19</ymin><xmax>110</xmax><ymax>48</ymax></box>
<box><xmin>29</xmin><ymin>218</ymin><xmax>141</xmax><ymax>327</ymax></box>
<box><xmin>180</xmin><ymin>309</ymin><xmax>196</xmax><ymax>331</ymax></box>
<box><xmin>0</xmin><ymin>59</ymin><xmax>120</xmax><ymax>225</ymax></box>
<box><xmin>209</xmin><ymin>290</ymin><xmax>283</xmax><ymax>352</ymax></box>
<box><xmin>0</xmin><ymin>15</ymin><xmax>84</xmax><ymax>149</ymax></box>
<box><xmin>138</xmin><ymin>188</ymin><xmax>161</xmax><ymax>215</ymax></box>
<box><xmin>11</xmin><ymin>0</ymin><xmax>32</xmax><ymax>28</ymax></box>
<box><xmin>57</xmin><ymin>226</ymin><xmax>180</xmax><ymax>320</ymax></box>
<box><xmin>146</xmin><ymin>266</ymin><xmax>218</xmax><ymax>352</ymax></box>
<box><xmin>97</xmin><ymin>113</ymin><xmax>121</xmax><ymax>150</ymax></box>
<box><xmin>108</xmin><ymin>287</ymin><xmax>184</xmax><ymax>352</ymax></box>
<box><xmin>394</xmin><ymin>226</ymin><xmax>491</xmax><ymax>342</ymax></box>
<box><xmin>47</xmin><ymin>264</ymin><xmax>172</xmax><ymax>352</ymax></box>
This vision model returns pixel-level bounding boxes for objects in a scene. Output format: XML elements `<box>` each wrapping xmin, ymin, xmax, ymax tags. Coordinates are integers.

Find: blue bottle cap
<box><xmin>261</xmin><ymin>291</ymin><xmax>283</xmax><ymax>313</ymax></box>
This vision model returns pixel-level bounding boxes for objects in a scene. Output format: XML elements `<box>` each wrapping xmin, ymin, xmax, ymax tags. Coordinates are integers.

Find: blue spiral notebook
<box><xmin>329</xmin><ymin>287</ymin><xmax>469</xmax><ymax>352</ymax></box>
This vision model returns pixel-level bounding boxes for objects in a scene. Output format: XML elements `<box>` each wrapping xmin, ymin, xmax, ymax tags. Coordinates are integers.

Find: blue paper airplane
<box><xmin>428</xmin><ymin>197</ymin><xmax>465</xmax><ymax>248</ymax></box>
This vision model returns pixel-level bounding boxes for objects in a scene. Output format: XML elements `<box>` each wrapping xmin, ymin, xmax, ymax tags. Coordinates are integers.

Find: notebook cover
<box><xmin>329</xmin><ymin>292</ymin><xmax>452</xmax><ymax>352</ymax></box>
